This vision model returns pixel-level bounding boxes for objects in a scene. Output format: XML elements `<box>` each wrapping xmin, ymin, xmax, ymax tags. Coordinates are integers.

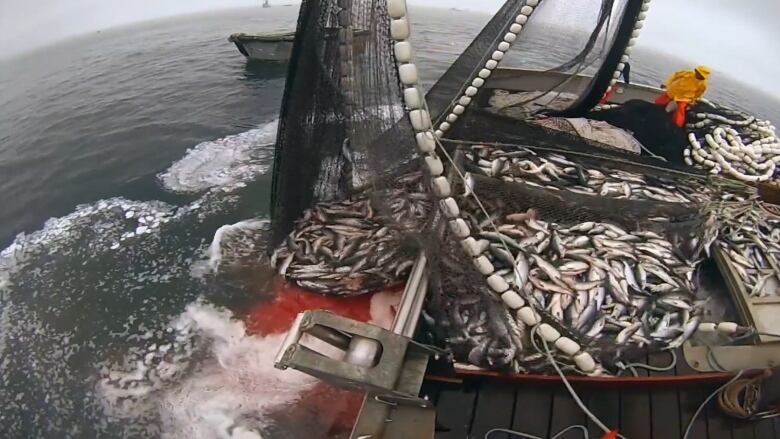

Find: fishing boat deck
<box><xmin>423</xmin><ymin>354</ymin><xmax>777</xmax><ymax>439</ymax></box>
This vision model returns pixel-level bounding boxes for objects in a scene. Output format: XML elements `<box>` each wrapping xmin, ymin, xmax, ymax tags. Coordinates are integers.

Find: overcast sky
<box><xmin>1</xmin><ymin>0</ymin><xmax>779</xmax><ymax>96</ymax></box>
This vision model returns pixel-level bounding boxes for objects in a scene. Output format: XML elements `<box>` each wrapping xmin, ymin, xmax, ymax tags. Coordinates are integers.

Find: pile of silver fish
<box><xmin>270</xmin><ymin>172</ymin><xmax>431</xmax><ymax>296</ymax></box>
<box><xmin>433</xmin><ymin>275</ymin><xmax>528</xmax><ymax>371</ymax></box>
<box><xmin>465</xmin><ymin>144</ymin><xmax>719</xmax><ymax>204</ymax></box>
<box><xmin>716</xmin><ymin>202</ymin><xmax>780</xmax><ymax>297</ymax></box>
<box><xmin>440</xmin><ymin>200</ymin><xmax>705</xmax><ymax>372</ymax></box>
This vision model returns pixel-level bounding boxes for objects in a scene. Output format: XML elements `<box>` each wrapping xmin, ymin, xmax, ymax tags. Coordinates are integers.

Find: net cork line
<box><xmin>386</xmin><ymin>0</ymin><xmax>750</xmax><ymax>375</ymax></box>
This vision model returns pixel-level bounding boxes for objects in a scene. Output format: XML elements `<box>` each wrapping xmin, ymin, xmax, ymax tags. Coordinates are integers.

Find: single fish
<box><xmin>585</xmin><ymin>315</ymin><xmax>607</xmax><ymax>338</ymax></box>
<box><xmin>514</xmin><ymin>252</ymin><xmax>530</xmax><ymax>289</ymax></box>
<box><xmin>531</xmin><ymin>254</ymin><xmax>562</xmax><ymax>282</ymax></box>
<box><xmin>616</xmin><ymin>322</ymin><xmax>642</xmax><ymax>345</ymax></box>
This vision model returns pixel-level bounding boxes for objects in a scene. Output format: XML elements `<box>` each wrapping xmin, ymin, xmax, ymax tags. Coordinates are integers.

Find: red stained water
<box><xmin>244</xmin><ymin>280</ymin><xmax>376</xmax><ymax>336</ymax></box>
<box><xmin>242</xmin><ymin>279</ymin><xmax>402</xmax><ymax>437</ymax></box>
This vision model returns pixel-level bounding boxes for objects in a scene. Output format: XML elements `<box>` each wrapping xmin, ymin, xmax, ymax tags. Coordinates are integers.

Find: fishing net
<box><xmin>494</xmin><ymin>0</ymin><xmax>630</xmax><ymax>109</ymax></box>
<box><xmin>266</xmin><ymin>0</ymin><xmax>748</xmax><ymax>375</ymax></box>
<box><xmin>270</xmin><ymin>0</ymin><xmax>419</xmax><ymax>248</ymax></box>
<box><xmin>270</xmin><ymin>0</ymin><xmax>647</xmax><ymax>248</ymax></box>
<box><xmin>418</xmin><ymin>143</ymin><xmax>721</xmax><ymax>373</ymax></box>
<box><xmin>427</xmin><ymin>0</ymin><xmax>641</xmax><ymax>125</ymax></box>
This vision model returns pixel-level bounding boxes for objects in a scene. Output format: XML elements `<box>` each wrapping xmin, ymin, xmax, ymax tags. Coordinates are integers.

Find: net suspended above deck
<box><xmin>270</xmin><ymin>0</ymin><xmax>419</xmax><ymax>246</ymax></box>
<box><xmin>268</xmin><ymin>0</ymin><xmax>703</xmax><ymax>376</ymax></box>
<box><xmin>270</xmin><ymin>0</ymin><xmax>645</xmax><ymax>247</ymax></box>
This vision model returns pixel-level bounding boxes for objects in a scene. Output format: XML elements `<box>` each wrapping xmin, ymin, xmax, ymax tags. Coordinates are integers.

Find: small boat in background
<box><xmin>229</xmin><ymin>28</ymin><xmax>370</xmax><ymax>62</ymax></box>
<box><xmin>228</xmin><ymin>32</ymin><xmax>296</xmax><ymax>62</ymax></box>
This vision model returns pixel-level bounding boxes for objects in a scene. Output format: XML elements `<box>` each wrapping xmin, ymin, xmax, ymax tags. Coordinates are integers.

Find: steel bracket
<box><xmin>274</xmin><ymin>309</ymin><xmax>441</xmax><ymax>403</ymax></box>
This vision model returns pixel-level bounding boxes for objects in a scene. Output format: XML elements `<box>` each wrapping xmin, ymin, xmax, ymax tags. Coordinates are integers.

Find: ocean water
<box><xmin>0</xmin><ymin>6</ymin><xmax>778</xmax><ymax>438</ymax></box>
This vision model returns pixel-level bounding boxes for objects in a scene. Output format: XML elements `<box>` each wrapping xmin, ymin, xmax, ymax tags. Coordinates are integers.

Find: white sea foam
<box><xmin>97</xmin><ymin>291</ymin><xmax>401</xmax><ymax>438</ymax></box>
<box><xmin>0</xmin><ymin>198</ymin><xmax>177</xmax><ymax>279</ymax></box>
<box><xmin>98</xmin><ymin>301</ymin><xmax>319</xmax><ymax>438</ymax></box>
<box><xmin>158</xmin><ymin>120</ymin><xmax>278</xmax><ymax>194</ymax></box>
<box><xmin>206</xmin><ymin>219</ymin><xmax>271</xmax><ymax>273</ymax></box>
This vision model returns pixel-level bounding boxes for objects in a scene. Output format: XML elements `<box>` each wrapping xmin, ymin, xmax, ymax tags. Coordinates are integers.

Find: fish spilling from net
<box><xmin>433</xmin><ymin>270</ymin><xmax>580</xmax><ymax>374</ymax></box>
<box><xmin>464</xmin><ymin>144</ymin><xmax>734</xmax><ymax>204</ymax></box>
<box><xmin>715</xmin><ymin>202</ymin><xmax>780</xmax><ymax>297</ymax></box>
<box><xmin>270</xmin><ymin>172</ymin><xmax>432</xmax><ymax>296</ymax></box>
<box><xmin>434</xmin><ymin>282</ymin><xmax>523</xmax><ymax>371</ymax></box>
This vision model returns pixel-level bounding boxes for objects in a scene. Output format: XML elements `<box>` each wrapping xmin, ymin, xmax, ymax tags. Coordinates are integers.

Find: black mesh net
<box><xmin>266</xmin><ymin>0</ymin><xmax>747</xmax><ymax>375</ymax></box>
<box><xmin>498</xmin><ymin>0</ymin><xmax>629</xmax><ymax>102</ymax></box>
<box><xmin>270</xmin><ymin>0</ymin><xmax>418</xmax><ymax>247</ymax></box>
<box><xmin>426</xmin><ymin>0</ymin><xmax>642</xmax><ymax>129</ymax></box>
<box><xmin>423</xmin><ymin>0</ymin><xmax>525</xmax><ymax>123</ymax></box>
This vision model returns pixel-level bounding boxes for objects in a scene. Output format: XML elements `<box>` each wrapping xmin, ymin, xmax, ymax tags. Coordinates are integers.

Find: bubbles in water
<box><xmin>0</xmin><ymin>124</ymin><xmax>278</xmax><ymax>437</ymax></box>
<box><xmin>157</xmin><ymin>120</ymin><xmax>278</xmax><ymax>195</ymax></box>
<box><xmin>98</xmin><ymin>301</ymin><xmax>319</xmax><ymax>439</ymax></box>
<box><xmin>0</xmin><ymin>198</ymin><xmax>176</xmax><ymax>279</ymax></box>
<box><xmin>200</xmin><ymin>219</ymin><xmax>271</xmax><ymax>275</ymax></box>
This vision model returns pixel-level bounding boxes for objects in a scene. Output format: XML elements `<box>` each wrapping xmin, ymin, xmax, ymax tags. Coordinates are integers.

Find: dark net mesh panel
<box><xmin>426</xmin><ymin>0</ymin><xmax>639</xmax><ymax>131</ymax></box>
<box><xmin>492</xmin><ymin>0</ymin><xmax>629</xmax><ymax>116</ymax></box>
<box><xmin>502</xmin><ymin>1</ymin><xmax>627</xmax><ymax>79</ymax></box>
<box><xmin>270</xmin><ymin>0</ymin><xmax>417</xmax><ymax>246</ymax></box>
<box><xmin>424</xmin><ymin>0</ymin><xmax>524</xmax><ymax>123</ymax></box>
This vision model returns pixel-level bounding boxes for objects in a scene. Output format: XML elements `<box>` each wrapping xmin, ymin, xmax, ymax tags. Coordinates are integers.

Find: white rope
<box><xmin>486</xmin><ymin>425</ymin><xmax>590</xmax><ymax>439</ymax></box>
<box><xmin>538</xmin><ymin>327</ymin><xmax>612</xmax><ymax>433</ymax></box>
<box><xmin>685</xmin><ymin>109</ymin><xmax>780</xmax><ymax>182</ymax></box>
<box><xmin>682</xmin><ymin>370</ymin><xmax>744</xmax><ymax>439</ymax></box>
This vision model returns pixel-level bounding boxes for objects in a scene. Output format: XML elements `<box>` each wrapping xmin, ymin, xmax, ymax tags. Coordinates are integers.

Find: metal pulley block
<box><xmin>274</xmin><ymin>309</ymin><xmax>442</xmax><ymax>404</ymax></box>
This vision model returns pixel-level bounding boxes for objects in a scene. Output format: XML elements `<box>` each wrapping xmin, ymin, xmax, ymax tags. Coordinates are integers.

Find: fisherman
<box><xmin>598</xmin><ymin>62</ymin><xmax>631</xmax><ymax>105</ymax></box>
<box><xmin>654</xmin><ymin>65</ymin><xmax>711</xmax><ymax>128</ymax></box>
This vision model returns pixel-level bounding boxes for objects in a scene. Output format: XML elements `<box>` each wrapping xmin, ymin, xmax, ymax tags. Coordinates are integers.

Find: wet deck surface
<box><xmin>423</xmin><ymin>353</ymin><xmax>778</xmax><ymax>439</ymax></box>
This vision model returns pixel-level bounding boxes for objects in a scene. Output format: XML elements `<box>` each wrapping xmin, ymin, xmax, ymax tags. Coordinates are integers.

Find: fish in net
<box><xmin>266</xmin><ymin>0</ymin><xmax>752</xmax><ymax>375</ymax></box>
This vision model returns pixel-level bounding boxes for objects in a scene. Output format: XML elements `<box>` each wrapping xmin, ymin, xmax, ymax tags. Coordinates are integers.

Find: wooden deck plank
<box><xmin>706</xmin><ymin>400</ymin><xmax>734</xmax><ymax>439</ymax></box>
<box><xmin>753</xmin><ymin>417</ymin><xmax>775</xmax><ymax>439</ymax></box>
<box><xmin>620</xmin><ymin>353</ymin><xmax>652</xmax><ymax>439</ymax></box>
<box><xmin>677</xmin><ymin>352</ymin><xmax>712</xmax><ymax>439</ymax></box>
<box><xmin>550</xmin><ymin>388</ymin><xmax>588</xmax><ymax>439</ymax></box>
<box><xmin>512</xmin><ymin>384</ymin><xmax>553</xmax><ymax>439</ymax></box>
<box><xmin>648</xmin><ymin>351</ymin><xmax>682</xmax><ymax>439</ymax></box>
<box><xmin>435</xmin><ymin>383</ymin><xmax>479</xmax><ymax>439</ymax></box>
<box><xmin>732</xmin><ymin>419</ymin><xmax>756</xmax><ymax>439</ymax></box>
<box><xmin>586</xmin><ymin>389</ymin><xmax>621</xmax><ymax>438</ymax></box>
<box><xmin>469</xmin><ymin>381</ymin><xmax>516</xmax><ymax>439</ymax></box>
